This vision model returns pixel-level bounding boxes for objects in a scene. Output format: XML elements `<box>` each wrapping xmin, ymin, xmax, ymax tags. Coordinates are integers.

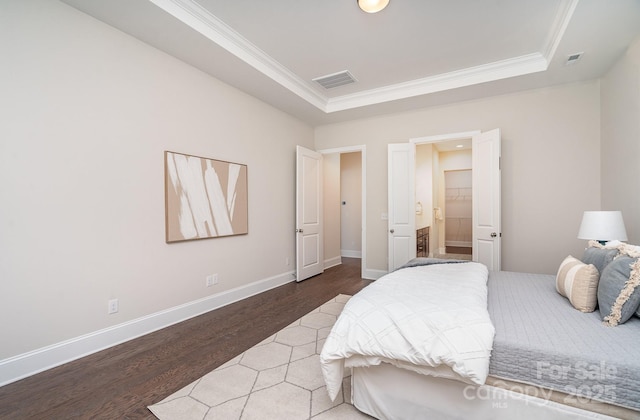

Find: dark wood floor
<box><xmin>0</xmin><ymin>258</ymin><xmax>370</xmax><ymax>420</ymax></box>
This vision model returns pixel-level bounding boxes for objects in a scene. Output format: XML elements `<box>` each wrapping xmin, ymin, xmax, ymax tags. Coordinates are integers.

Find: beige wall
<box><xmin>315</xmin><ymin>81</ymin><xmax>601</xmax><ymax>275</ymax></box>
<box><xmin>0</xmin><ymin>1</ymin><xmax>314</xmax><ymax>360</ymax></box>
<box><xmin>601</xmin><ymin>36</ymin><xmax>640</xmax><ymax>244</ymax></box>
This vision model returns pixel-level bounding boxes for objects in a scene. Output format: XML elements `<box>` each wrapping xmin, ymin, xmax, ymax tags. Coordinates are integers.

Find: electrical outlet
<box><xmin>206</xmin><ymin>274</ymin><xmax>219</xmax><ymax>287</ymax></box>
<box><xmin>108</xmin><ymin>298</ymin><xmax>119</xmax><ymax>314</ymax></box>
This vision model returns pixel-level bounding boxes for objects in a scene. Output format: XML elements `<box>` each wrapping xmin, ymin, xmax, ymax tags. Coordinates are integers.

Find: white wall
<box><xmin>0</xmin><ymin>0</ymin><xmax>313</xmax><ymax>371</ymax></box>
<box><xmin>601</xmin><ymin>36</ymin><xmax>640</xmax><ymax>244</ymax></box>
<box><xmin>315</xmin><ymin>81</ymin><xmax>601</xmax><ymax>275</ymax></box>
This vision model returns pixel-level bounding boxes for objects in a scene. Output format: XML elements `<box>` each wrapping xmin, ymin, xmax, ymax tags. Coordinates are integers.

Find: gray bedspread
<box><xmin>395</xmin><ymin>257</ymin><xmax>468</xmax><ymax>270</ymax></box>
<box><xmin>487</xmin><ymin>270</ymin><xmax>640</xmax><ymax>411</ymax></box>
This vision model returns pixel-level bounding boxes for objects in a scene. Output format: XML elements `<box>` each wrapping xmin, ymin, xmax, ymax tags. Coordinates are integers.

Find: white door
<box><xmin>296</xmin><ymin>146</ymin><xmax>324</xmax><ymax>281</ymax></box>
<box><xmin>472</xmin><ymin>129</ymin><xmax>501</xmax><ymax>271</ymax></box>
<box><xmin>388</xmin><ymin>143</ymin><xmax>416</xmax><ymax>271</ymax></box>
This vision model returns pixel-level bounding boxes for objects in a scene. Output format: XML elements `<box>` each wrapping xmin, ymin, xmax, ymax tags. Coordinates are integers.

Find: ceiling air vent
<box><xmin>565</xmin><ymin>52</ymin><xmax>583</xmax><ymax>65</ymax></box>
<box><xmin>312</xmin><ymin>70</ymin><xmax>357</xmax><ymax>89</ymax></box>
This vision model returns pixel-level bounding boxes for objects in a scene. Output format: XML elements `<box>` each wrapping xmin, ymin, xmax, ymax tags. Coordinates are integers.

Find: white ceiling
<box><xmin>60</xmin><ymin>0</ymin><xmax>640</xmax><ymax>126</ymax></box>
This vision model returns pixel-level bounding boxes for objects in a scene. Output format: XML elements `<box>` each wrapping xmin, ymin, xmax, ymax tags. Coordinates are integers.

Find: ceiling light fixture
<box><xmin>357</xmin><ymin>0</ymin><xmax>390</xmax><ymax>13</ymax></box>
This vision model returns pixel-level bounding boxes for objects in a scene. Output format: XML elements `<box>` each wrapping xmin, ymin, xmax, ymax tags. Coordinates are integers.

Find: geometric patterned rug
<box><xmin>148</xmin><ymin>295</ymin><xmax>373</xmax><ymax>419</ymax></box>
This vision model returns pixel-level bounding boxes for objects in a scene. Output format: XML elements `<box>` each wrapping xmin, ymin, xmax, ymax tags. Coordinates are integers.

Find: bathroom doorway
<box><xmin>414</xmin><ymin>134</ymin><xmax>474</xmax><ymax>261</ymax></box>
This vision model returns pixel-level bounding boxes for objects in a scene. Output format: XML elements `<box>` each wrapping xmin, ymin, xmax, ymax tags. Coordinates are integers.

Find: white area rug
<box><xmin>148</xmin><ymin>294</ymin><xmax>372</xmax><ymax>420</ymax></box>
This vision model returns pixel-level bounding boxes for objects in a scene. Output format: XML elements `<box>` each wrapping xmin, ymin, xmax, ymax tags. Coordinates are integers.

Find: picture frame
<box><xmin>164</xmin><ymin>151</ymin><xmax>248</xmax><ymax>243</ymax></box>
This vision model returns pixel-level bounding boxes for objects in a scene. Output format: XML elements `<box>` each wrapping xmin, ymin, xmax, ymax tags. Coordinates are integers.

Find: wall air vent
<box><xmin>312</xmin><ymin>70</ymin><xmax>357</xmax><ymax>89</ymax></box>
<box><xmin>565</xmin><ymin>52</ymin><xmax>583</xmax><ymax>65</ymax></box>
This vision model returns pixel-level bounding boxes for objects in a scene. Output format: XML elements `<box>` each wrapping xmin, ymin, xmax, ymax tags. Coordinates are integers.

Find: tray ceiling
<box><xmin>60</xmin><ymin>0</ymin><xmax>640</xmax><ymax>125</ymax></box>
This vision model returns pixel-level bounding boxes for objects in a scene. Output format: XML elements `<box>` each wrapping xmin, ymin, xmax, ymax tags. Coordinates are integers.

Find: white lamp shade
<box><xmin>577</xmin><ymin>211</ymin><xmax>628</xmax><ymax>241</ymax></box>
<box><xmin>358</xmin><ymin>0</ymin><xmax>390</xmax><ymax>13</ymax></box>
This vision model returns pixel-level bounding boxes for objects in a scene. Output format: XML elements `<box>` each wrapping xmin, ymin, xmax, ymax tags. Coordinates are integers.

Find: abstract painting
<box><xmin>165</xmin><ymin>151</ymin><xmax>248</xmax><ymax>243</ymax></box>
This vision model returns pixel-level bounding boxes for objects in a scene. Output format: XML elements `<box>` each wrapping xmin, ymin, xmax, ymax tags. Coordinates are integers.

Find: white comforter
<box><xmin>320</xmin><ymin>261</ymin><xmax>495</xmax><ymax>401</ymax></box>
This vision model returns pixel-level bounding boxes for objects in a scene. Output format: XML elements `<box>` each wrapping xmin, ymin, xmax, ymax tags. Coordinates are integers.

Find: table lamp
<box><xmin>577</xmin><ymin>211</ymin><xmax>628</xmax><ymax>245</ymax></box>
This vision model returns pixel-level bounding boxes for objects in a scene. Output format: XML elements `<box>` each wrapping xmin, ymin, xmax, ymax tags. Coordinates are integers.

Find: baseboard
<box><xmin>340</xmin><ymin>249</ymin><xmax>362</xmax><ymax>258</ymax></box>
<box><xmin>363</xmin><ymin>268</ymin><xmax>387</xmax><ymax>280</ymax></box>
<box><xmin>323</xmin><ymin>256</ymin><xmax>342</xmax><ymax>269</ymax></box>
<box><xmin>445</xmin><ymin>241</ymin><xmax>472</xmax><ymax>248</ymax></box>
<box><xmin>0</xmin><ymin>270</ymin><xmax>295</xmax><ymax>387</ymax></box>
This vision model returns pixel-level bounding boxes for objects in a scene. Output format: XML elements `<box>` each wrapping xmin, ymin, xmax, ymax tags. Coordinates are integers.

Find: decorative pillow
<box><xmin>621</xmin><ymin>245</ymin><xmax>640</xmax><ymax>319</ymax></box>
<box><xmin>556</xmin><ymin>256</ymin><xmax>600</xmax><ymax>313</ymax></box>
<box><xmin>598</xmin><ymin>256</ymin><xmax>640</xmax><ymax>326</ymax></box>
<box><xmin>582</xmin><ymin>244</ymin><xmax>619</xmax><ymax>275</ymax></box>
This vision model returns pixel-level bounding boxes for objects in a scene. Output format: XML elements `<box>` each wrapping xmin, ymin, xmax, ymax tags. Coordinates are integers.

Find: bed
<box><xmin>320</xmin><ymin>244</ymin><xmax>640</xmax><ymax>420</ymax></box>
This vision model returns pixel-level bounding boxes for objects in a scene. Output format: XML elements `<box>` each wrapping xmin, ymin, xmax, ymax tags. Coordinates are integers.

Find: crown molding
<box><xmin>542</xmin><ymin>0</ymin><xmax>579</xmax><ymax>62</ymax></box>
<box><xmin>149</xmin><ymin>0</ymin><xmax>578</xmax><ymax>114</ymax></box>
<box><xmin>326</xmin><ymin>0</ymin><xmax>578</xmax><ymax>113</ymax></box>
<box><xmin>326</xmin><ymin>53</ymin><xmax>548</xmax><ymax>113</ymax></box>
<box><xmin>149</xmin><ymin>0</ymin><xmax>328</xmax><ymax>110</ymax></box>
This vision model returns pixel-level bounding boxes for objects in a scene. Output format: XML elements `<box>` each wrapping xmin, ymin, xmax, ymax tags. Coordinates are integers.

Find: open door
<box><xmin>472</xmin><ymin>129</ymin><xmax>501</xmax><ymax>271</ymax></box>
<box><xmin>296</xmin><ymin>146</ymin><xmax>324</xmax><ymax>281</ymax></box>
<box><xmin>388</xmin><ymin>143</ymin><xmax>416</xmax><ymax>271</ymax></box>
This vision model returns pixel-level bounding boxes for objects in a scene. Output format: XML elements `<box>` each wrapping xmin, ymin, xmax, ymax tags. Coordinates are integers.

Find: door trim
<box><xmin>318</xmin><ymin>145</ymin><xmax>368</xmax><ymax>279</ymax></box>
<box><xmin>410</xmin><ymin>131</ymin><xmax>481</xmax><ymax>145</ymax></box>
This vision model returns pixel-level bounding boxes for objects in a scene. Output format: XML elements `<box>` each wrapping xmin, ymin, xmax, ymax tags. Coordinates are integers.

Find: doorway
<box><xmin>340</xmin><ymin>152</ymin><xmax>362</xmax><ymax>259</ymax></box>
<box><xmin>389</xmin><ymin>129</ymin><xmax>501</xmax><ymax>271</ymax></box>
<box><xmin>413</xmin><ymin>132</ymin><xmax>477</xmax><ymax>261</ymax></box>
<box><xmin>319</xmin><ymin>146</ymin><xmax>367</xmax><ymax>279</ymax></box>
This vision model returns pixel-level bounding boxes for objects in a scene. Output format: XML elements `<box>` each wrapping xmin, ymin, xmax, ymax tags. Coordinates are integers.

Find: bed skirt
<box><xmin>351</xmin><ymin>363</ymin><xmax>638</xmax><ymax>420</ymax></box>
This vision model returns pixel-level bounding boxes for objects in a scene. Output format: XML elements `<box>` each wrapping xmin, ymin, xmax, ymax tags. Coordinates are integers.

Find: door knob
<box><xmin>491</xmin><ymin>232</ymin><xmax>497</xmax><ymax>238</ymax></box>
<box><xmin>296</xmin><ymin>228</ymin><xmax>303</xmax><ymax>233</ymax></box>
<box><xmin>390</xmin><ymin>229</ymin><xmax>395</xmax><ymax>234</ymax></box>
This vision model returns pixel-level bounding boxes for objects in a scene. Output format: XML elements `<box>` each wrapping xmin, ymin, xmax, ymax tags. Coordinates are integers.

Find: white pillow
<box><xmin>556</xmin><ymin>255</ymin><xmax>600</xmax><ymax>313</ymax></box>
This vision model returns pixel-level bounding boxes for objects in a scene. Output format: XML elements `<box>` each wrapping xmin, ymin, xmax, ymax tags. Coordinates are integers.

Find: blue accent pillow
<box><xmin>582</xmin><ymin>247</ymin><xmax>619</xmax><ymax>276</ymax></box>
<box><xmin>597</xmin><ymin>256</ymin><xmax>640</xmax><ymax>326</ymax></box>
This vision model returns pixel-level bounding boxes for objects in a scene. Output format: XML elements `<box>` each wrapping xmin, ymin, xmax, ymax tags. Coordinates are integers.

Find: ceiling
<box><xmin>60</xmin><ymin>0</ymin><xmax>640</xmax><ymax>126</ymax></box>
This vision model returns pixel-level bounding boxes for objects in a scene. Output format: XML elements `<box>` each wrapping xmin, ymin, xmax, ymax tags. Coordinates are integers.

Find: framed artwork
<box><xmin>164</xmin><ymin>151</ymin><xmax>248</xmax><ymax>243</ymax></box>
